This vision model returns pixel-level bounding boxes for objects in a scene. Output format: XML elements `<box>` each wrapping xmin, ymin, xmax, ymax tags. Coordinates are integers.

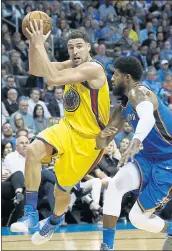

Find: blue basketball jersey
<box><xmin>121</xmin><ymin>87</ymin><xmax>172</xmax><ymax>160</ymax></box>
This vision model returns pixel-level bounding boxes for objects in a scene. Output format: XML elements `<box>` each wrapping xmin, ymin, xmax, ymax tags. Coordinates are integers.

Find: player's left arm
<box><xmin>47</xmin><ymin>62</ymin><xmax>106</xmax><ymax>88</ymax></box>
<box><xmin>118</xmin><ymin>86</ymin><xmax>159</xmax><ymax>166</ymax></box>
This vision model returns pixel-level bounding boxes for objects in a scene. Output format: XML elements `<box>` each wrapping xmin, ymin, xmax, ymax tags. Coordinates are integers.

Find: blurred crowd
<box><xmin>2</xmin><ymin>0</ymin><xmax>172</xmax><ymax>226</ymax></box>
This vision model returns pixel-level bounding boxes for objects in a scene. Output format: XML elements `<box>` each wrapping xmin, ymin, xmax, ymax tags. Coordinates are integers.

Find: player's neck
<box><xmin>124</xmin><ymin>81</ymin><xmax>140</xmax><ymax>96</ymax></box>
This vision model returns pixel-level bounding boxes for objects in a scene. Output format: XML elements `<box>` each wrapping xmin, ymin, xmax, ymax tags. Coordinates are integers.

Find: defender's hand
<box><xmin>26</xmin><ymin>20</ymin><xmax>51</xmax><ymax>46</ymax></box>
<box><xmin>99</xmin><ymin>127</ymin><xmax>118</xmax><ymax>138</ymax></box>
<box><xmin>118</xmin><ymin>139</ymin><xmax>141</xmax><ymax>167</ymax></box>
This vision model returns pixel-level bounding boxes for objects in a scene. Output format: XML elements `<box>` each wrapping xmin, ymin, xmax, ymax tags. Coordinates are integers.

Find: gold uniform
<box><xmin>37</xmin><ymin>61</ymin><xmax>110</xmax><ymax>189</ymax></box>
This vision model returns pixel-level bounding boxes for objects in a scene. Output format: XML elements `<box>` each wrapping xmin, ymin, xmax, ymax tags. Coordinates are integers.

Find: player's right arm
<box><xmin>96</xmin><ymin>106</ymin><xmax>125</xmax><ymax>149</ymax></box>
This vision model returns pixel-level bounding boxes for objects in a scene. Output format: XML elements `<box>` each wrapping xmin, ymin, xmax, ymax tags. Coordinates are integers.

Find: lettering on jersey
<box><xmin>126</xmin><ymin>113</ymin><xmax>136</xmax><ymax>123</ymax></box>
<box><xmin>63</xmin><ymin>87</ymin><xmax>80</xmax><ymax>112</ymax></box>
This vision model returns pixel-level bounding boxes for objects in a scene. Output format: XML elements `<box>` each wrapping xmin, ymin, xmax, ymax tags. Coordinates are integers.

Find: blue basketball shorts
<box><xmin>133</xmin><ymin>153</ymin><xmax>172</xmax><ymax>212</ymax></box>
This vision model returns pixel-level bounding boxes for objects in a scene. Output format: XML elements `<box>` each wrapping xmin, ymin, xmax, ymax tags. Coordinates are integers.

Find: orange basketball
<box><xmin>22</xmin><ymin>11</ymin><xmax>52</xmax><ymax>39</ymax></box>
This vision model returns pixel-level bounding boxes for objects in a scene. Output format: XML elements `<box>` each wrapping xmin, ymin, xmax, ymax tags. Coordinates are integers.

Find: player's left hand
<box><xmin>118</xmin><ymin>138</ymin><xmax>141</xmax><ymax>167</ymax></box>
<box><xmin>26</xmin><ymin>19</ymin><xmax>51</xmax><ymax>46</ymax></box>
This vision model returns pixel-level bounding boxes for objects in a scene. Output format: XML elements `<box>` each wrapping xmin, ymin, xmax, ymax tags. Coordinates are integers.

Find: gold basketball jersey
<box><xmin>63</xmin><ymin>61</ymin><xmax>110</xmax><ymax>138</ymax></box>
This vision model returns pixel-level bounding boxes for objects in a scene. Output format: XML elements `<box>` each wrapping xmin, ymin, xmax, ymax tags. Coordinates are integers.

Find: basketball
<box><xmin>22</xmin><ymin>11</ymin><xmax>52</xmax><ymax>39</ymax></box>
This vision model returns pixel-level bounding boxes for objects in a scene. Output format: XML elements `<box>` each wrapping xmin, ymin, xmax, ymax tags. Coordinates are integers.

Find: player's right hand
<box><xmin>99</xmin><ymin>127</ymin><xmax>118</xmax><ymax>138</ymax></box>
<box><xmin>26</xmin><ymin>19</ymin><xmax>51</xmax><ymax>46</ymax></box>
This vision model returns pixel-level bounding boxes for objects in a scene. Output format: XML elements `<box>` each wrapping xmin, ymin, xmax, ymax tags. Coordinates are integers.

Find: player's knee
<box><xmin>110</xmin><ymin>175</ymin><xmax>126</xmax><ymax>195</ymax></box>
<box><xmin>129</xmin><ymin>208</ymin><xmax>145</xmax><ymax>229</ymax></box>
<box><xmin>26</xmin><ymin>140</ymin><xmax>43</xmax><ymax>162</ymax></box>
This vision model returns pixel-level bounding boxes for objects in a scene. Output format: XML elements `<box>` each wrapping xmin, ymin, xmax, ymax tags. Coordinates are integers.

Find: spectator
<box><xmin>1</xmin><ymin>141</ymin><xmax>13</xmax><ymax>161</ymax></box>
<box><xmin>1</xmin><ymin>67</ymin><xmax>8</xmax><ymax>88</ymax></box>
<box><xmin>157</xmin><ymin>32</ymin><xmax>165</xmax><ymax>48</ymax></box>
<box><xmin>137</xmin><ymin>45</ymin><xmax>152</xmax><ymax>73</ymax></box>
<box><xmin>114</xmin><ymin>121</ymin><xmax>134</xmax><ymax>146</ymax></box>
<box><xmin>83</xmin><ymin>19</ymin><xmax>94</xmax><ymax>40</ymax></box>
<box><xmin>2</xmin><ymin>32</ymin><xmax>13</xmax><ymax>51</ymax></box>
<box><xmin>158</xmin><ymin>60</ymin><xmax>172</xmax><ymax>82</ymax></box>
<box><xmin>119</xmin><ymin>138</ymin><xmax>130</xmax><ymax>155</ymax></box>
<box><xmin>142</xmin><ymin>31</ymin><xmax>156</xmax><ymax>46</ymax></box>
<box><xmin>14</xmin><ymin>40</ymin><xmax>28</xmax><ymax>63</ymax></box>
<box><xmin>148</xmin><ymin>39</ymin><xmax>160</xmax><ymax>58</ymax></box>
<box><xmin>127</xmin><ymin>20</ymin><xmax>139</xmax><ymax>42</ymax></box>
<box><xmin>95</xmin><ymin>141</ymin><xmax>121</xmax><ymax>178</ymax></box>
<box><xmin>43</xmin><ymin>85</ymin><xmax>54</xmax><ymax>105</ymax></box>
<box><xmin>28</xmin><ymin>88</ymin><xmax>51</xmax><ymax>119</ymax></box>
<box><xmin>160</xmin><ymin>41</ymin><xmax>172</xmax><ymax>61</ymax></box>
<box><xmin>2</xmin><ymin>136</ymin><xmax>29</xmax><ymax>219</ymax></box>
<box><xmin>142</xmin><ymin>66</ymin><xmax>161</xmax><ymax>94</ymax></box>
<box><xmin>12</xmin><ymin>32</ymin><xmax>22</xmax><ymax>48</ymax></box>
<box><xmin>3</xmin><ymin>50</ymin><xmax>27</xmax><ymax>76</ymax></box>
<box><xmin>2</xmin><ymin>122</ymin><xmax>16</xmax><ymax>147</ymax></box>
<box><xmin>2</xmin><ymin>44</ymin><xmax>10</xmax><ymax>65</ymax></box>
<box><xmin>33</xmin><ymin>104</ymin><xmax>49</xmax><ymax>134</ymax></box>
<box><xmin>98</xmin><ymin>0</ymin><xmax>117</xmax><ymax>22</ymax></box>
<box><xmin>105</xmin><ymin>46</ymin><xmax>122</xmax><ymax>86</ymax></box>
<box><xmin>100</xmin><ymin>20</ymin><xmax>121</xmax><ymax>43</ymax></box>
<box><xmin>70</xmin><ymin>11</ymin><xmax>84</xmax><ymax>29</ymax></box>
<box><xmin>90</xmin><ymin>19</ymin><xmax>101</xmax><ymax>44</ymax></box>
<box><xmin>94</xmin><ymin>44</ymin><xmax>111</xmax><ymax>68</ymax></box>
<box><xmin>3</xmin><ymin>136</ymin><xmax>29</xmax><ymax>176</ymax></box>
<box><xmin>2</xmin><ymin>75</ymin><xmax>20</xmax><ymax>101</ymax></box>
<box><xmin>2</xmin><ymin>102</ymin><xmax>9</xmax><ymax>125</ymax></box>
<box><xmin>3</xmin><ymin>89</ymin><xmax>18</xmax><ymax>116</ymax></box>
<box><xmin>13</xmin><ymin>113</ymin><xmax>28</xmax><ymax>134</ymax></box>
<box><xmin>10</xmin><ymin>97</ymin><xmax>36</xmax><ymax>133</ymax></box>
<box><xmin>16</xmin><ymin>128</ymin><xmax>29</xmax><ymax>139</ymax></box>
<box><xmin>48</xmin><ymin>87</ymin><xmax>64</xmax><ymax>118</ymax></box>
<box><xmin>118</xmin><ymin>28</ymin><xmax>133</xmax><ymax>50</ymax></box>
<box><xmin>86</xmin><ymin>4</ymin><xmax>100</xmax><ymax>21</ymax></box>
<box><xmin>118</xmin><ymin>16</ymin><xmax>127</xmax><ymax>33</ymax></box>
<box><xmin>139</xmin><ymin>22</ymin><xmax>156</xmax><ymax>43</ymax></box>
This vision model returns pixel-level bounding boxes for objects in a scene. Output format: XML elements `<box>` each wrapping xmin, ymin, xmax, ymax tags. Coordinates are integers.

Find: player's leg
<box><xmin>31</xmin><ymin>184</ymin><xmax>71</xmax><ymax>245</ymax></box>
<box><xmin>101</xmin><ymin>162</ymin><xmax>141</xmax><ymax>250</ymax></box>
<box><xmin>129</xmin><ymin>159</ymin><xmax>172</xmax><ymax>251</ymax></box>
<box><xmin>129</xmin><ymin>202</ymin><xmax>166</xmax><ymax>233</ymax></box>
<box><xmin>10</xmin><ymin>139</ymin><xmax>53</xmax><ymax>232</ymax></box>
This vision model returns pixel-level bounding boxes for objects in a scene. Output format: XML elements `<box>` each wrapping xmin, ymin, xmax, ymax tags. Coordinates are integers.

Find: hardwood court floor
<box><xmin>2</xmin><ymin>229</ymin><xmax>165</xmax><ymax>250</ymax></box>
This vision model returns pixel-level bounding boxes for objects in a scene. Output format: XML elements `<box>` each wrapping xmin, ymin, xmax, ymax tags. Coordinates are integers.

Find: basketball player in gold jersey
<box><xmin>10</xmin><ymin>20</ymin><xmax>110</xmax><ymax>244</ymax></box>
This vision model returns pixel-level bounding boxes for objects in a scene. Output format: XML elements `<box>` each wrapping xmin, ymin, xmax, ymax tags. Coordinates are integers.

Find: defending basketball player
<box><xmin>96</xmin><ymin>56</ymin><xmax>172</xmax><ymax>250</ymax></box>
<box><xmin>10</xmin><ymin>20</ymin><xmax>110</xmax><ymax>244</ymax></box>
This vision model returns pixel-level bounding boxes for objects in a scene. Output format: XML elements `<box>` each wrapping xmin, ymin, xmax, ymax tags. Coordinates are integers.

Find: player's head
<box><xmin>67</xmin><ymin>30</ymin><xmax>91</xmax><ymax>66</ymax></box>
<box><xmin>112</xmin><ymin>56</ymin><xmax>143</xmax><ymax>94</ymax></box>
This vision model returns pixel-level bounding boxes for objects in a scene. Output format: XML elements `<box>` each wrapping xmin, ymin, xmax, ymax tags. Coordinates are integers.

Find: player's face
<box><xmin>111</xmin><ymin>69</ymin><xmax>126</xmax><ymax>95</ymax></box>
<box><xmin>67</xmin><ymin>38</ymin><xmax>91</xmax><ymax>66</ymax></box>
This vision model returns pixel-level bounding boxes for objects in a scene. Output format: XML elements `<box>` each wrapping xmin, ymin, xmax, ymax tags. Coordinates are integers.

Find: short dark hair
<box><xmin>115</xmin><ymin>56</ymin><xmax>143</xmax><ymax>81</ymax></box>
<box><xmin>53</xmin><ymin>86</ymin><xmax>64</xmax><ymax>94</ymax></box>
<box><xmin>67</xmin><ymin>30</ymin><xmax>90</xmax><ymax>43</ymax></box>
<box><xmin>123</xmin><ymin>28</ymin><xmax>129</xmax><ymax>32</ymax></box>
<box><xmin>30</xmin><ymin>88</ymin><xmax>41</xmax><ymax>95</ymax></box>
<box><xmin>16</xmin><ymin>128</ymin><xmax>29</xmax><ymax>138</ymax></box>
<box><xmin>6</xmin><ymin>75</ymin><xmax>15</xmax><ymax>81</ymax></box>
<box><xmin>148</xmin><ymin>31</ymin><xmax>154</xmax><ymax>36</ymax></box>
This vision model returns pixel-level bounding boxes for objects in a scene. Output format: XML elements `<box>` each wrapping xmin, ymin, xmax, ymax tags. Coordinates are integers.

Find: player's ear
<box><xmin>124</xmin><ymin>74</ymin><xmax>131</xmax><ymax>83</ymax></box>
<box><xmin>87</xmin><ymin>43</ymin><xmax>91</xmax><ymax>52</ymax></box>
